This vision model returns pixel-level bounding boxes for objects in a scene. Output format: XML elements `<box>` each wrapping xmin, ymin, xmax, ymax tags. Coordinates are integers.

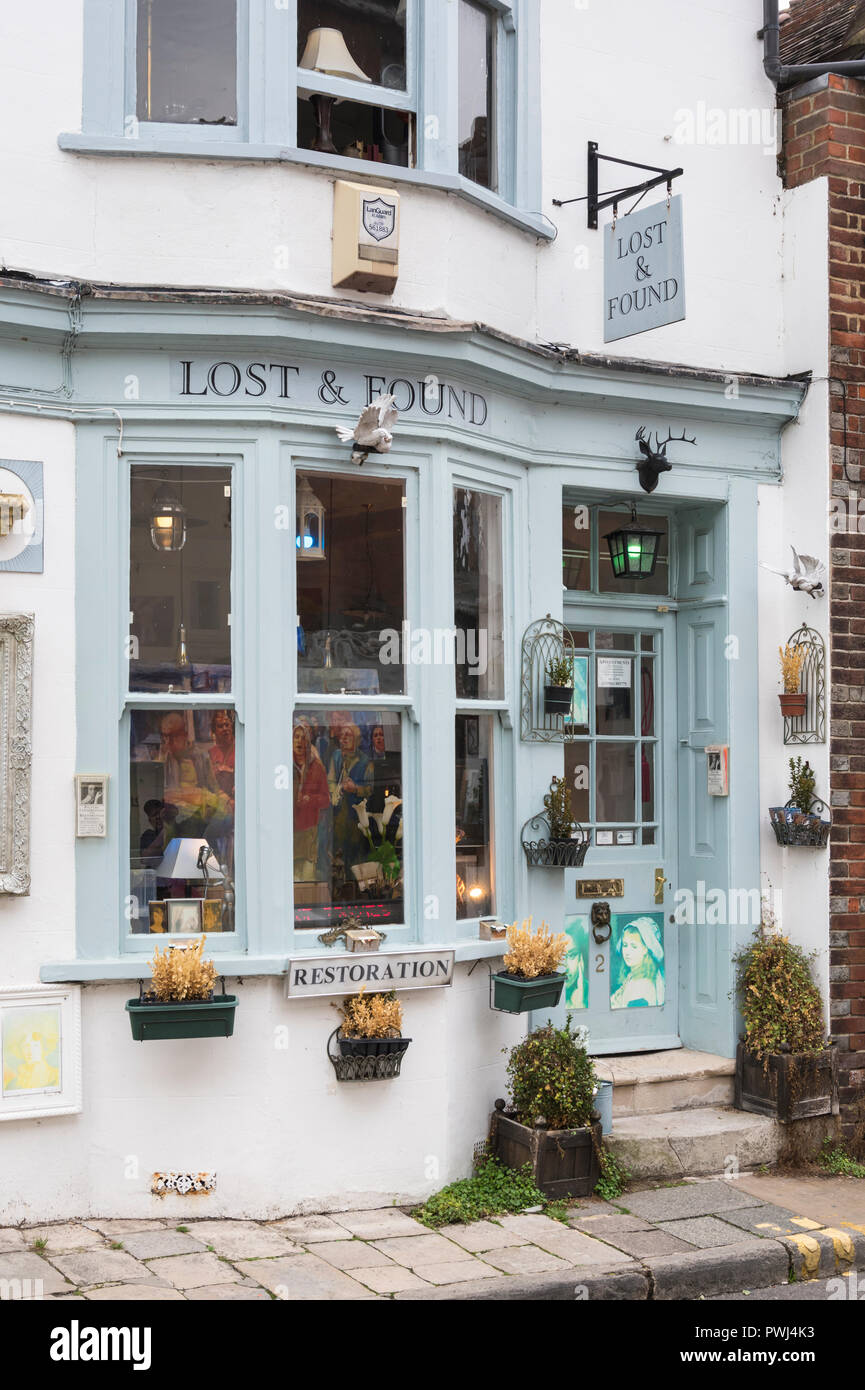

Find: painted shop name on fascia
<box><xmin>286</xmin><ymin>949</ymin><xmax>455</xmax><ymax>998</ymax></box>
<box><xmin>175</xmin><ymin>359</ymin><xmax>489</xmax><ymax>426</ymax></box>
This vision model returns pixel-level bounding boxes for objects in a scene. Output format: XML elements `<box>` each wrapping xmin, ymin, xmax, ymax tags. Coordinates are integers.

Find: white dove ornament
<box><xmin>334</xmin><ymin>394</ymin><xmax>399</xmax><ymax>465</ymax></box>
<box><xmin>760</xmin><ymin>545</ymin><xmax>826</xmax><ymax>599</ymax></box>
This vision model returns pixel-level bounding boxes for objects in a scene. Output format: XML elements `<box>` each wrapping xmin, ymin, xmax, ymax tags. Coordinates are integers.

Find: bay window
<box><xmin>136</xmin><ymin>0</ymin><xmax>238</xmax><ymax>126</ymax></box>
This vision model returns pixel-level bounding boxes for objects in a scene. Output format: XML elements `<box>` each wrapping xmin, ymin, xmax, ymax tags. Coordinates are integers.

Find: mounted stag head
<box><xmin>635</xmin><ymin>427</ymin><xmax>697</xmax><ymax>494</ymax></box>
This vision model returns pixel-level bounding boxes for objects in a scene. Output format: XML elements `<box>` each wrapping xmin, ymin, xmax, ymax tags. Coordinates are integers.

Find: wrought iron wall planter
<box><xmin>782</xmin><ymin>625</ymin><xmax>825</xmax><ymax>745</ymax></box>
<box><xmin>768</xmin><ymin>800</ymin><xmax>831</xmax><ymax>848</ymax></box>
<box><xmin>126</xmin><ymin>982</ymin><xmax>239</xmax><ymax>1041</ymax></box>
<box><xmin>327</xmin><ymin>1028</ymin><xmax>410</xmax><ymax>1080</ymax></box>
<box><xmin>521</xmin><ymin>615</ymin><xmax>580</xmax><ymax>742</ymax></box>
<box><xmin>521</xmin><ymin>812</ymin><xmax>590</xmax><ymax>868</ymax></box>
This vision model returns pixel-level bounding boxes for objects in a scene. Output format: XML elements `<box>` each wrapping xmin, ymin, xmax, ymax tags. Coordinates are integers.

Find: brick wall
<box><xmin>783</xmin><ymin>73</ymin><xmax>865</xmax><ymax>1136</ymax></box>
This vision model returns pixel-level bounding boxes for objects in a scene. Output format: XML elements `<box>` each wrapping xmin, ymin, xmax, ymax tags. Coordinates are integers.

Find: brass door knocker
<box><xmin>591</xmin><ymin>901</ymin><xmax>612</xmax><ymax>944</ymax></box>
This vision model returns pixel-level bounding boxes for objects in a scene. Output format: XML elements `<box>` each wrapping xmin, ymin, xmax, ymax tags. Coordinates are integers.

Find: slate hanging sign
<box><xmin>604</xmin><ymin>196</ymin><xmax>685</xmax><ymax>343</ymax></box>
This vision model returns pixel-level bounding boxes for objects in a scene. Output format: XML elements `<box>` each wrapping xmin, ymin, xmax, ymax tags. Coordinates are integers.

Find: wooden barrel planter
<box><xmin>734</xmin><ymin>1042</ymin><xmax>838</xmax><ymax>1122</ymax></box>
<box><xmin>491</xmin><ymin>971</ymin><xmax>565</xmax><ymax>1014</ymax></box>
<box><xmin>489</xmin><ymin>1100</ymin><xmax>602</xmax><ymax>1199</ymax></box>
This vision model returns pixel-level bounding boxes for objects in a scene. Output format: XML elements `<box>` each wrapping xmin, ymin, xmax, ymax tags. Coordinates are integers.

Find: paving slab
<box><xmin>495</xmin><ymin>1214</ymin><xmax>633</xmax><ymax>1266</ymax></box>
<box><xmin>593</xmin><ymin>1228</ymin><xmax>695</xmax><ymax>1258</ymax></box>
<box><xmin>719</xmin><ymin>1203</ymin><xmax>825</xmax><ymax>1239</ymax></box>
<box><xmin>50</xmin><ymin>1249</ymin><xmax>157</xmax><ymax>1288</ymax></box>
<box><xmin>646</xmin><ymin>1240</ymin><xmax>789</xmax><ymax>1300</ymax></box>
<box><xmin>0</xmin><ymin>1229</ymin><xmax>28</xmax><ymax>1252</ymax></box>
<box><xmin>85</xmin><ymin>1219</ymin><xmax>169</xmax><ymax>1237</ymax></box>
<box><xmin>25</xmin><ymin>1223</ymin><xmax>105</xmax><ymax>1253</ymax></box>
<box><xmin>420</xmin><ymin>1260</ymin><xmax>499</xmax><ymax>1285</ymax></box>
<box><xmin>313</xmin><ymin>1239</ymin><xmax>397</xmax><ymax>1271</ymax></box>
<box><xmin>0</xmin><ymin>1251</ymin><xmax>72</xmax><ymax>1295</ymax></box>
<box><xmin>120</xmin><ymin>1230</ymin><xmax>208</xmax><ymax>1260</ymax></box>
<box><xmin>184</xmin><ymin>1284</ymin><xmax>273</xmax><ymax>1301</ymax></box>
<box><xmin>568</xmin><ymin>1214</ymin><xmax>653</xmax><ymax>1235</ymax></box>
<box><xmin>147</xmin><ymin>1252</ymin><xmax>239</xmax><ymax>1290</ymax></box>
<box><xmin>83</xmin><ymin>1284</ymin><xmax>186</xmax><ymax>1301</ymax></box>
<box><xmin>656</xmin><ymin>1216</ymin><xmax>768</xmax><ymax>1249</ymax></box>
<box><xmin>235</xmin><ymin>1253</ymin><xmax>376</xmax><ymax>1300</ymax></box>
<box><xmin>184</xmin><ymin>1221</ymin><xmax>300</xmax><ymax>1260</ymax></box>
<box><xmin>333</xmin><ymin>1210</ymin><xmax>429</xmax><ymax>1240</ymax></box>
<box><xmin>624</xmin><ymin>1181</ymin><xmax>765</xmax><ymax>1222</ymax></box>
<box><xmin>732</xmin><ymin>1171</ymin><xmax>865</xmax><ymax>1231</ymax></box>
<box><xmin>437</xmin><ymin>1221</ymin><xmax>522</xmax><ymax>1253</ymax></box>
<box><xmin>353</xmin><ymin>1265</ymin><xmax>432</xmax><ymax>1294</ymax></box>
<box><xmin>479</xmin><ymin>1244</ymin><xmax>571</xmax><ymax>1276</ymax></box>
<box><xmin>269</xmin><ymin>1215</ymin><xmax>353</xmax><ymax>1242</ymax></box>
<box><xmin>370</xmin><ymin>1233</ymin><xmax>475</xmax><ymax>1267</ymax></box>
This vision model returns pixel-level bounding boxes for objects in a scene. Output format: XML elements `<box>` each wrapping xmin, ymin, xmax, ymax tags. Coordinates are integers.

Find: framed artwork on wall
<box><xmin>0</xmin><ymin>986</ymin><xmax>82</xmax><ymax>1121</ymax></box>
<box><xmin>0</xmin><ymin>613</ymin><xmax>33</xmax><ymax>895</ymax></box>
<box><xmin>0</xmin><ymin>460</ymin><xmax>43</xmax><ymax>573</ymax></box>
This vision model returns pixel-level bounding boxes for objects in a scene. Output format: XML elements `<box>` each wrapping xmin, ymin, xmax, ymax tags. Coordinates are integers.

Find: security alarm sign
<box><xmin>604</xmin><ymin>196</ymin><xmax>686</xmax><ymax>343</ymax></box>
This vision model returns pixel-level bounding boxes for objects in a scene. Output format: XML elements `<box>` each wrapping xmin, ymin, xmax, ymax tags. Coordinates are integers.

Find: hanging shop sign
<box><xmin>172</xmin><ymin>359</ymin><xmax>489</xmax><ymax>427</ymax></box>
<box><xmin>604</xmin><ymin>196</ymin><xmax>685</xmax><ymax>344</ymax></box>
<box><xmin>286</xmin><ymin>947</ymin><xmax>455</xmax><ymax>998</ymax></box>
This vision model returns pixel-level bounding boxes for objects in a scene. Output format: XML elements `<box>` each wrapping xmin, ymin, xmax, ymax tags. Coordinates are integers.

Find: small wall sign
<box><xmin>75</xmin><ymin>774</ymin><xmax>108</xmax><ymax>837</ymax></box>
<box><xmin>706</xmin><ymin>745</ymin><xmax>729</xmax><ymax>797</ymax></box>
<box><xmin>604</xmin><ymin>196</ymin><xmax>685</xmax><ymax>343</ymax></box>
<box><xmin>286</xmin><ymin>948</ymin><xmax>455</xmax><ymax>998</ymax></box>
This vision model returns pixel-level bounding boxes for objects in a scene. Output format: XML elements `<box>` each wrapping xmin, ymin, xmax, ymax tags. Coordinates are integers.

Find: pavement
<box><xmin>2</xmin><ymin>1173</ymin><xmax>864</xmax><ymax>1301</ymax></box>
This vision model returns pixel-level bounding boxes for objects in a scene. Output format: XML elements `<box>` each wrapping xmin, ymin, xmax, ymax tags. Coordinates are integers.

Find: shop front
<box><xmin>0</xmin><ymin>279</ymin><xmax>804</xmax><ymax>1217</ymax></box>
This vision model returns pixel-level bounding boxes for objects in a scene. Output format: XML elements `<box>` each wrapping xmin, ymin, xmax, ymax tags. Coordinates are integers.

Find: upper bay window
<box><xmin>70</xmin><ymin>1</ymin><xmax>545</xmax><ymax>234</ymax></box>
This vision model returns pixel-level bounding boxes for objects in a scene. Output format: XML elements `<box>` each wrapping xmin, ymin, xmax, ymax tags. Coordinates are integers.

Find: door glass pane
<box><xmin>296</xmin><ymin>473</ymin><xmax>406</xmax><ymax>696</ymax></box>
<box><xmin>458</xmin><ymin>0</ymin><xmax>495</xmax><ymax>190</ymax></box>
<box><xmin>456</xmin><ymin>714</ymin><xmax>494</xmax><ymax>918</ymax></box>
<box><xmin>598</xmin><ymin>511</ymin><xmax>669</xmax><ymax>596</ymax></box>
<box><xmin>641</xmin><ymin>634</ymin><xmax>655</xmax><ymax>651</ymax></box>
<box><xmin>293</xmin><ymin>710</ymin><xmax>403</xmax><ymax>931</ymax></box>
<box><xmin>130</xmin><ymin>465</ymin><xmax>232</xmax><ymax>694</ymax></box>
<box><xmin>453</xmin><ymin>488</ymin><xmax>504</xmax><ymax>699</ymax></box>
<box><xmin>596</xmin><ymin>631</ymin><xmax>635</xmax><ymax>651</ymax></box>
<box><xmin>298</xmin><ymin>0</ymin><xmax>407</xmax><ymax>89</ymax></box>
<box><xmin>137</xmin><ymin>0</ymin><xmax>237</xmax><ymax>125</ymax></box>
<box><xmin>596</xmin><ymin>655</ymin><xmax>635</xmax><ymax>735</ymax></box>
<box><xmin>596</xmin><ymin>743</ymin><xmax>635</xmax><ymax>824</ymax></box>
<box><xmin>640</xmin><ymin>657</ymin><xmax>656</xmax><ymax>736</ymax></box>
<box><xmin>562</xmin><ymin>504</ymin><xmax>590</xmax><ymax>592</ymax></box>
<box><xmin>564</xmin><ymin>741</ymin><xmax>590</xmax><ymax>825</ymax></box>
<box><xmin>641</xmin><ymin>743</ymin><xmax>655</xmax><ymax>821</ymax></box>
<box><xmin>130</xmin><ymin>707</ymin><xmax>236</xmax><ymax>934</ymax></box>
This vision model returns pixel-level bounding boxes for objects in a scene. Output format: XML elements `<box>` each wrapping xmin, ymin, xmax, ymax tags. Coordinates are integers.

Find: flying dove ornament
<box><xmin>760</xmin><ymin>545</ymin><xmax>826</xmax><ymax>599</ymax></box>
<box><xmin>335</xmin><ymin>394</ymin><xmax>399</xmax><ymax>465</ymax></box>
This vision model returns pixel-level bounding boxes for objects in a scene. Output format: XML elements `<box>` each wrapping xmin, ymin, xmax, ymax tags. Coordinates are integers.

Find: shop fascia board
<box><xmin>39</xmin><ymin>940</ymin><xmax>506</xmax><ymax>984</ymax></box>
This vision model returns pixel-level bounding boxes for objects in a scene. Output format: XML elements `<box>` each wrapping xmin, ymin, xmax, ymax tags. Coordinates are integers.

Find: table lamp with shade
<box><xmin>154</xmin><ymin>838</ymin><xmax>224</xmax><ymax>894</ymax></box>
<box><xmin>299</xmin><ymin>27</ymin><xmax>372</xmax><ymax>153</ymax></box>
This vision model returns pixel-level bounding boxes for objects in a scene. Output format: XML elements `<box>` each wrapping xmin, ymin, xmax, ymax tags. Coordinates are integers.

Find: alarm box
<box><xmin>332</xmin><ymin>179</ymin><xmax>400</xmax><ymax>294</ymax></box>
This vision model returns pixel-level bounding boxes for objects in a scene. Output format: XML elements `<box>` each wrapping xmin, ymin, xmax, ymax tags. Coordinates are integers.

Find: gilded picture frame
<box><xmin>0</xmin><ymin>613</ymin><xmax>33</xmax><ymax>895</ymax></box>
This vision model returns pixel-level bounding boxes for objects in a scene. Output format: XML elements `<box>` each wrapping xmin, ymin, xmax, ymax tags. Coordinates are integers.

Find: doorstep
<box><xmin>595</xmin><ymin>1048</ymin><xmax>736</xmax><ymax>1117</ymax></box>
<box><xmin>606</xmin><ymin>1106</ymin><xmax>780</xmax><ymax>1181</ymax></box>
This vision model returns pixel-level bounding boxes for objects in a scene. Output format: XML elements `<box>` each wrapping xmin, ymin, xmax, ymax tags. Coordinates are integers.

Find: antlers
<box><xmin>635</xmin><ymin>426</ymin><xmax>697</xmax><ymax>458</ymax></box>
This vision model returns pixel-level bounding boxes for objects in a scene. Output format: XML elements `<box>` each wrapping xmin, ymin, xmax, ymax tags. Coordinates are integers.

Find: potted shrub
<box><xmin>491</xmin><ymin>917</ymin><xmax>569</xmax><ymax>1013</ymax></box>
<box><xmin>733</xmin><ymin>916</ymin><xmax>837</xmax><ymax>1121</ymax></box>
<box><xmin>768</xmin><ymin>757</ymin><xmax>830</xmax><ymax>847</ymax></box>
<box><xmin>489</xmin><ymin>1020</ymin><xmax>602</xmax><ymax>1198</ymax></box>
<box><xmin>334</xmin><ymin>987</ymin><xmax>410</xmax><ymax>1059</ymax></box>
<box><xmin>778</xmin><ymin>643</ymin><xmax>807</xmax><ymax>718</ymax></box>
<box><xmin>522</xmin><ymin>776</ymin><xmax>589</xmax><ymax>868</ymax></box>
<box><xmin>544</xmin><ymin>654</ymin><xmax>573</xmax><ymax>718</ymax></box>
<box><xmin>126</xmin><ymin>936</ymin><xmax>238</xmax><ymax>1041</ymax></box>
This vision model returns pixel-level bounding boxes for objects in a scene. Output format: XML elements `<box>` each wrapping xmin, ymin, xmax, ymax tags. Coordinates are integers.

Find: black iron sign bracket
<box><xmin>553</xmin><ymin>142</ymin><xmax>684</xmax><ymax>230</ymax></box>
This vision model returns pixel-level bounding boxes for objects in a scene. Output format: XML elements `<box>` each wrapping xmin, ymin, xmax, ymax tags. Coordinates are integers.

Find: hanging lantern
<box><xmin>296</xmin><ymin>475</ymin><xmax>326</xmax><ymax>560</ymax></box>
<box><xmin>604</xmin><ymin>506</ymin><xmax>663</xmax><ymax>580</ymax></box>
<box><xmin>149</xmin><ymin>484</ymin><xmax>187</xmax><ymax>552</ymax></box>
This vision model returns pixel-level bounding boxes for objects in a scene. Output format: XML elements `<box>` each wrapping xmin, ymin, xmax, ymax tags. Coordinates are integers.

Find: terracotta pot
<box><xmin>779</xmin><ymin>692</ymin><xmax>807</xmax><ymax>718</ymax></box>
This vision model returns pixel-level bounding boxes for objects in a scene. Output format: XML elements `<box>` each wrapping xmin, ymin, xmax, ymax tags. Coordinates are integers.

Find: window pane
<box><xmin>596</xmin><ymin>655</ymin><xmax>635</xmax><ymax>736</ymax></box>
<box><xmin>130</xmin><ymin>466</ymin><xmax>232</xmax><ymax>694</ymax></box>
<box><xmin>640</xmin><ymin>657</ymin><xmax>656</xmax><ymax>736</ymax></box>
<box><xmin>599</xmin><ymin>511</ymin><xmax>669</xmax><ymax>595</ymax></box>
<box><xmin>293</xmin><ymin>710</ymin><xmax>403</xmax><ymax>931</ymax></box>
<box><xmin>456</xmin><ymin>714</ymin><xmax>494</xmax><ymax>919</ymax></box>
<box><xmin>136</xmin><ymin>0</ymin><xmax>237</xmax><ymax>125</ymax></box>
<box><xmin>641</xmin><ymin>743</ymin><xmax>655</xmax><ymax>822</ymax></box>
<box><xmin>453</xmin><ymin>488</ymin><xmax>504</xmax><ymax>699</ymax></box>
<box><xmin>130</xmin><ymin>708</ymin><xmax>236</xmax><ymax>935</ymax></box>
<box><xmin>296</xmin><ymin>473</ymin><xmax>406</xmax><ymax>696</ymax></box>
<box><xmin>562</xmin><ymin>503</ymin><xmax>590</xmax><ymax>592</ymax></box>
<box><xmin>298</xmin><ymin>1</ymin><xmax>407</xmax><ymax>88</ymax></box>
<box><xmin>596</xmin><ymin>743</ymin><xmax>636</xmax><ymax>824</ymax></box>
<box><xmin>459</xmin><ymin>0</ymin><xmax>495</xmax><ymax>190</ymax></box>
<box><xmin>297</xmin><ymin>98</ymin><xmax>413</xmax><ymax>165</ymax></box>
<box><xmin>564</xmin><ymin>741</ymin><xmax>591</xmax><ymax>825</ymax></box>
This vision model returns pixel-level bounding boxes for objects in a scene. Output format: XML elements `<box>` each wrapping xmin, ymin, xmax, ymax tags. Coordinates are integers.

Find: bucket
<box><xmin>594</xmin><ymin>1079</ymin><xmax>613</xmax><ymax>1136</ymax></box>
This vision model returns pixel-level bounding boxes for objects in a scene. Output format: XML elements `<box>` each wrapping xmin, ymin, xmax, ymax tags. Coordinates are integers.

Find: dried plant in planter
<box><xmin>148</xmin><ymin>936</ymin><xmax>218</xmax><ymax>1002</ymax></box>
<box><xmin>788</xmin><ymin>756</ymin><xmax>817</xmax><ymax>815</ymax></box>
<box><xmin>503</xmin><ymin>917</ymin><xmax>569</xmax><ymax>980</ymax></box>
<box><xmin>543</xmin><ymin>776</ymin><xmax>578</xmax><ymax>842</ymax></box>
<box><xmin>335</xmin><ymin>987</ymin><xmax>403</xmax><ymax>1039</ymax></box>
<box><xmin>778</xmin><ymin>643</ymin><xmax>806</xmax><ymax>694</ymax></box>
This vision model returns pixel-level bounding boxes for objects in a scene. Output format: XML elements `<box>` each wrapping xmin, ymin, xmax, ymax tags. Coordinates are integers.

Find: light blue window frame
<box><xmin>67</xmin><ymin>0</ymin><xmax>546</xmax><ymax>236</ymax></box>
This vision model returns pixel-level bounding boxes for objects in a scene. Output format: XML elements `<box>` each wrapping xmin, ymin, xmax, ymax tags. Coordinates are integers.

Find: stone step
<box><xmin>595</xmin><ymin>1048</ymin><xmax>736</xmax><ymax>1117</ymax></box>
<box><xmin>607</xmin><ymin>1106</ymin><xmax>780</xmax><ymax>1182</ymax></box>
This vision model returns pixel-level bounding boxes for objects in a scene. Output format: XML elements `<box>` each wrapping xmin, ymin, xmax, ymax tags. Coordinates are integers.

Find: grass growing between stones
<box><xmin>413</xmin><ymin>1158</ymin><xmax>547</xmax><ymax>1229</ymax></box>
<box><xmin>817</xmin><ymin>1140</ymin><xmax>865</xmax><ymax>1179</ymax></box>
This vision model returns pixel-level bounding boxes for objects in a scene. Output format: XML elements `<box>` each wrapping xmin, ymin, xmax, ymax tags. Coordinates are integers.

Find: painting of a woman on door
<box><xmin>610</xmin><ymin>914</ymin><xmax>665</xmax><ymax>1009</ymax></box>
<box><xmin>563</xmin><ymin>914</ymin><xmax>590</xmax><ymax>1011</ymax></box>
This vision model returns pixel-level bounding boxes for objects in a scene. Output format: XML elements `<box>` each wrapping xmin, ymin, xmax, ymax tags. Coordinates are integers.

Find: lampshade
<box><xmin>299</xmin><ymin>27</ymin><xmax>372</xmax><ymax>83</ymax></box>
<box><xmin>154</xmin><ymin>838</ymin><xmax>224</xmax><ymax>882</ymax></box>
<box><xmin>149</xmin><ymin>485</ymin><xmax>187</xmax><ymax>552</ymax></box>
<box><xmin>604</xmin><ymin>510</ymin><xmax>664</xmax><ymax>580</ymax></box>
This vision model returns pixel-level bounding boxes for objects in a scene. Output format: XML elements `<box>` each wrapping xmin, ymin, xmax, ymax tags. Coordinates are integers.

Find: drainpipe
<box><xmin>762</xmin><ymin>0</ymin><xmax>865</xmax><ymax>87</ymax></box>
